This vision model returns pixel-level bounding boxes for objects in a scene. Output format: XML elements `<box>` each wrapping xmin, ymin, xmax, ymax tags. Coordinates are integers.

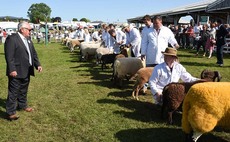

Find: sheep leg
<box><xmin>132</xmin><ymin>90</ymin><xmax>136</xmax><ymax>99</ymax></box>
<box><xmin>135</xmin><ymin>88</ymin><xmax>140</xmax><ymax>101</ymax></box>
<box><xmin>168</xmin><ymin>111</ymin><xmax>173</xmax><ymax>125</ymax></box>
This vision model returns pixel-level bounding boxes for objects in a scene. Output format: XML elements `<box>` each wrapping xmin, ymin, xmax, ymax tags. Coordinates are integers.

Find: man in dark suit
<box><xmin>216</xmin><ymin>19</ymin><xmax>229</xmax><ymax>67</ymax></box>
<box><xmin>4</xmin><ymin>21</ymin><xmax>42</xmax><ymax>120</ymax></box>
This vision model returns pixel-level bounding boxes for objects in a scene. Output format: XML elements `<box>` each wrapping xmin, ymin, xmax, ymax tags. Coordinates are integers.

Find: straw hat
<box><xmin>161</xmin><ymin>47</ymin><xmax>177</xmax><ymax>57</ymax></box>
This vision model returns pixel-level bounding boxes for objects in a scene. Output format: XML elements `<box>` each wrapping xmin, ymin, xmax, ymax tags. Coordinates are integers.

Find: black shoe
<box><xmin>8</xmin><ymin>114</ymin><xmax>20</xmax><ymax>121</ymax></box>
<box><xmin>219</xmin><ymin>64</ymin><xmax>223</xmax><ymax>67</ymax></box>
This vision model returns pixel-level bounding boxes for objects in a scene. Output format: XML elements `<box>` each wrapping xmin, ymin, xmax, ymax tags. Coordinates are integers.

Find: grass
<box><xmin>0</xmin><ymin>42</ymin><xmax>229</xmax><ymax>142</ymax></box>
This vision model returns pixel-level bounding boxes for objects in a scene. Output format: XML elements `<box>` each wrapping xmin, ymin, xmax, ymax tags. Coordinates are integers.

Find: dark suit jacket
<box><xmin>216</xmin><ymin>25</ymin><xmax>229</xmax><ymax>46</ymax></box>
<box><xmin>4</xmin><ymin>33</ymin><xmax>41</xmax><ymax>78</ymax></box>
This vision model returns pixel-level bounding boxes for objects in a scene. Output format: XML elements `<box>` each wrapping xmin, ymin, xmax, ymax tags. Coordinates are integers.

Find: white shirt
<box><xmin>18</xmin><ymin>32</ymin><xmax>32</xmax><ymax>65</ymax></box>
<box><xmin>141</xmin><ymin>26</ymin><xmax>178</xmax><ymax>64</ymax></box>
<box><xmin>149</xmin><ymin>62</ymin><xmax>198</xmax><ymax>96</ymax></box>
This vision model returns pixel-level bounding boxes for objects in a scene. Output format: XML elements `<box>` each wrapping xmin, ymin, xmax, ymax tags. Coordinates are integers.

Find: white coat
<box><xmin>126</xmin><ymin>26</ymin><xmax>141</xmax><ymax>57</ymax></box>
<box><xmin>107</xmin><ymin>29</ymin><xmax>126</xmax><ymax>54</ymax></box>
<box><xmin>149</xmin><ymin>62</ymin><xmax>198</xmax><ymax>96</ymax></box>
<box><xmin>141</xmin><ymin>26</ymin><xmax>178</xmax><ymax>64</ymax></box>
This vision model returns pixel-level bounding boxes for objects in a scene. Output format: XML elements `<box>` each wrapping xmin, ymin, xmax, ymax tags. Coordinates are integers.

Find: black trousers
<box><xmin>6</xmin><ymin>76</ymin><xmax>30</xmax><ymax>115</ymax></box>
<box><xmin>216</xmin><ymin>44</ymin><xmax>224</xmax><ymax>64</ymax></box>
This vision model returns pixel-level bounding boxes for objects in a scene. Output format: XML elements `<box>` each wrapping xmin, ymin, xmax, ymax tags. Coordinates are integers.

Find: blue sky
<box><xmin>0</xmin><ymin>0</ymin><xmax>208</xmax><ymax>22</ymax></box>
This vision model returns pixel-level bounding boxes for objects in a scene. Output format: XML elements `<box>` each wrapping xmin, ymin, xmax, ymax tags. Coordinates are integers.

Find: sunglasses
<box><xmin>23</xmin><ymin>27</ymin><xmax>32</xmax><ymax>32</ymax></box>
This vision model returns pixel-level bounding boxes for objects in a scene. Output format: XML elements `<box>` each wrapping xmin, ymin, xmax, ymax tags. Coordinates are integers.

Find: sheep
<box><xmin>100</xmin><ymin>46</ymin><xmax>129</xmax><ymax>70</ymax></box>
<box><xmin>95</xmin><ymin>47</ymin><xmax>113</xmax><ymax>64</ymax></box>
<box><xmin>112</xmin><ymin>57</ymin><xmax>145</xmax><ymax>87</ymax></box>
<box><xmin>80</xmin><ymin>41</ymin><xmax>103</xmax><ymax>61</ymax></box>
<box><xmin>100</xmin><ymin>53</ymin><xmax>119</xmax><ymax>70</ymax></box>
<box><xmin>131</xmin><ymin>67</ymin><xmax>154</xmax><ymax>100</ymax></box>
<box><xmin>161</xmin><ymin>69</ymin><xmax>221</xmax><ymax>125</ymax></box>
<box><xmin>69</xmin><ymin>39</ymin><xmax>81</xmax><ymax>52</ymax></box>
<box><xmin>182</xmin><ymin>82</ymin><xmax>230</xmax><ymax>142</ymax></box>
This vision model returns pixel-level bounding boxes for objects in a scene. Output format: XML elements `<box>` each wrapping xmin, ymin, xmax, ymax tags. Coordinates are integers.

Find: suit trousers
<box><xmin>6</xmin><ymin>76</ymin><xmax>30</xmax><ymax>115</ymax></box>
<box><xmin>216</xmin><ymin>44</ymin><xmax>224</xmax><ymax>64</ymax></box>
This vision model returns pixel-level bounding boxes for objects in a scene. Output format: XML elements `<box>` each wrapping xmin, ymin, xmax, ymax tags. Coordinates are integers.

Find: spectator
<box><xmin>0</xmin><ymin>29</ymin><xmax>3</xmax><ymax>44</ymax></box>
<box><xmin>195</xmin><ymin>24</ymin><xmax>209</xmax><ymax>56</ymax></box>
<box><xmin>185</xmin><ymin>24</ymin><xmax>195</xmax><ymax>49</ymax></box>
<box><xmin>216</xmin><ymin>19</ymin><xmax>229</xmax><ymax>67</ymax></box>
<box><xmin>205</xmin><ymin>22</ymin><xmax>216</xmax><ymax>58</ymax></box>
<box><xmin>37</xmin><ymin>31</ymin><xmax>43</xmax><ymax>43</ymax></box>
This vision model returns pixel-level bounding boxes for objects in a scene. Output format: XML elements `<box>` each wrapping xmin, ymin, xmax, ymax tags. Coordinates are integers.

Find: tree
<box><xmin>72</xmin><ymin>18</ymin><xmax>78</xmax><ymax>21</ymax></box>
<box><xmin>27</xmin><ymin>3</ymin><xmax>52</xmax><ymax>23</ymax></box>
<box><xmin>80</xmin><ymin>18</ymin><xmax>90</xmax><ymax>23</ymax></box>
<box><xmin>52</xmin><ymin>17</ymin><xmax>62</xmax><ymax>23</ymax></box>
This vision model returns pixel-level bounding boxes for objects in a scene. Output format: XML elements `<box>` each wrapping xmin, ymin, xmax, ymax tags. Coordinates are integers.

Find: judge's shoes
<box><xmin>24</xmin><ymin>107</ymin><xmax>34</xmax><ymax>112</ymax></box>
<box><xmin>8</xmin><ymin>114</ymin><xmax>20</xmax><ymax>121</ymax></box>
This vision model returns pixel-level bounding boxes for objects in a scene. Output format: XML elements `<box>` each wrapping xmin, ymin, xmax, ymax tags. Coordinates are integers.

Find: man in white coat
<box><xmin>141</xmin><ymin>15</ymin><xmax>179</xmax><ymax>66</ymax></box>
<box><xmin>140</xmin><ymin>14</ymin><xmax>154</xmax><ymax>66</ymax></box>
<box><xmin>108</xmin><ymin>28</ymin><xmax>126</xmax><ymax>54</ymax></box>
<box><xmin>123</xmin><ymin>23</ymin><xmax>141</xmax><ymax>57</ymax></box>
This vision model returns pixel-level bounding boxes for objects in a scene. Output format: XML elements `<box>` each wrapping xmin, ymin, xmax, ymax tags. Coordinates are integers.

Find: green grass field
<box><xmin>0</xmin><ymin>42</ymin><xmax>229</xmax><ymax>142</ymax></box>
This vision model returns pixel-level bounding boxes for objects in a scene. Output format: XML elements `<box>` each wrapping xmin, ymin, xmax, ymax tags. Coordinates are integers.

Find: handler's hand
<box><xmin>38</xmin><ymin>66</ymin><xmax>43</xmax><ymax>73</ymax></box>
<box><xmin>10</xmin><ymin>71</ymin><xmax>17</xmax><ymax>77</ymax></box>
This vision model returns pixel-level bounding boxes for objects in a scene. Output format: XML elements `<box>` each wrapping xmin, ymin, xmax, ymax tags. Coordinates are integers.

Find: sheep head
<box><xmin>200</xmin><ymin>69</ymin><xmax>222</xmax><ymax>82</ymax></box>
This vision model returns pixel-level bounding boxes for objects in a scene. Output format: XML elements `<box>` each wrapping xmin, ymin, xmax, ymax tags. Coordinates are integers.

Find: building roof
<box><xmin>127</xmin><ymin>0</ymin><xmax>216</xmax><ymax>23</ymax></box>
<box><xmin>206</xmin><ymin>0</ymin><xmax>230</xmax><ymax>12</ymax></box>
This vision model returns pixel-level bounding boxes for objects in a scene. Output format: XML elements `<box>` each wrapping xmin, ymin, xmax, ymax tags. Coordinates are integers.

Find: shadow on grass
<box><xmin>97</xmin><ymin>98</ymin><xmax>167</xmax><ymax>124</ymax></box>
<box><xmin>180</xmin><ymin>61</ymin><xmax>230</xmax><ymax>68</ymax></box>
<box><xmin>0</xmin><ymin>98</ymin><xmax>8</xmax><ymax>120</ymax></box>
<box><xmin>115</xmin><ymin>127</ymin><xmax>229</xmax><ymax>142</ymax></box>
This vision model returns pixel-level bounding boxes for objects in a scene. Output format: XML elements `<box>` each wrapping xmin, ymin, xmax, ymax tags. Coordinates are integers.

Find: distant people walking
<box><xmin>205</xmin><ymin>22</ymin><xmax>216</xmax><ymax>58</ymax></box>
<box><xmin>216</xmin><ymin>19</ymin><xmax>229</xmax><ymax>67</ymax></box>
<box><xmin>0</xmin><ymin>29</ymin><xmax>3</xmax><ymax>44</ymax></box>
<box><xmin>195</xmin><ymin>24</ymin><xmax>209</xmax><ymax>56</ymax></box>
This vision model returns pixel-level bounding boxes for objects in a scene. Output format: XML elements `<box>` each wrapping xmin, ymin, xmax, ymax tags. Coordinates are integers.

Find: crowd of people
<box><xmin>169</xmin><ymin>19</ymin><xmax>230</xmax><ymax>61</ymax></box>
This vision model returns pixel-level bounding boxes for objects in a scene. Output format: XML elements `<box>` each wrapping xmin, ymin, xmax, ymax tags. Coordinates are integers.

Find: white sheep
<box><xmin>112</xmin><ymin>57</ymin><xmax>145</xmax><ymax>87</ymax></box>
<box><xmin>131</xmin><ymin>67</ymin><xmax>154</xmax><ymax>100</ymax></box>
<box><xmin>182</xmin><ymin>82</ymin><xmax>230</xmax><ymax>142</ymax></box>
<box><xmin>80</xmin><ymin>41</ymin><xmax>103</xmax><ymax>61</ymax></box>
<box><xmin>69</xmin><ymin>39</ymin><xmax>81</xmax><ymax>52</ymax></box>
<box><xmin>95</xmin><ymin>47</ymin><xmax>113</xmax><ymax>64</ymax></box>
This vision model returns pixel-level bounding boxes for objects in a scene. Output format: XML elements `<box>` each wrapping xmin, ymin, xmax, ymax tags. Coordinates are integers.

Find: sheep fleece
<box><xmin>182</xmin><ymin>82</ymin><xmax>230</xmax><ymax>134</ymax></box>
<box><xmin>114</xmin><ymin>58</ymin><xmax>144</xmax><ymax>78</ymax></box>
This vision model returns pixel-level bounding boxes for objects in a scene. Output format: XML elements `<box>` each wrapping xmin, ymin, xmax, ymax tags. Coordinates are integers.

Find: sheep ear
<box><xmin>200</xmin><ymin>69</ymin><xmax>208</xmax><ymax>79</ymax></box>
<box><xmin>214</xmin><ymin>71</ymin><xmax>222</xmax><ymax>82</ymax></box>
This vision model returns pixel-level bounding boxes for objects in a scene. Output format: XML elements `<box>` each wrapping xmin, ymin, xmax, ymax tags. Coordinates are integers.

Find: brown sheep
<box><xmin>161</xmin><ymin>69</ymin><xmax>221</xmax><ymax>125</ymax></box>
<box><xmin>131</xmin><ymin>67</ymin><xmax>154</xmax><ymax>100</ymax></box>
